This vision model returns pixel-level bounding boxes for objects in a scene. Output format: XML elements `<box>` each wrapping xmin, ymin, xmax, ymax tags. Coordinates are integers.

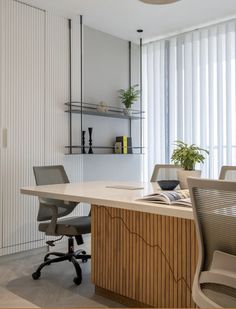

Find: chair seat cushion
<box><xmin>39</xmin><ymin>216</ymin><xmax>91</xmax><ymax>236</ymax></box>
<box><xmin>202</xmin><ymin>283</ymin><xmax>236</xmax><ymax>308</ymax></box>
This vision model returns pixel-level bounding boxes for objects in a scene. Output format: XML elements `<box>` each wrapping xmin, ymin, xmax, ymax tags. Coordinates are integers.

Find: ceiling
<box><xmin>21</xmin><ymin>0</ymin><xmax>236</xmax><ymax>42</ymax></box>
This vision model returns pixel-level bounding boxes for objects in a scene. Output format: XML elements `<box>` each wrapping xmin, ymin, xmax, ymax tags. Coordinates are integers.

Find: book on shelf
<box><xmin>116</xmin><ymin>136</ymin><xmax>132</xmax><ymax>154</ymax></box>
<box><xmin>137</xmin><ymin>189</ymin><xmax>192</xmax><ymax>207</ymax></box>
<box><xmin>115</xmin><ymin>142</ymin><xmax>122</xmax><ymax>154</ymax></box>
<box><xmin>127</xmin><ymin>137</ymin><xmax>133</xmax><ymax>154</ymax></box>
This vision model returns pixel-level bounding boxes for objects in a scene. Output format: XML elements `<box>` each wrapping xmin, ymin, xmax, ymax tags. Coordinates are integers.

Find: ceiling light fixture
<box><xmin>139</xmin><ymin>0</ymin><xmax>181</xmax><ymax>4</ymax></box>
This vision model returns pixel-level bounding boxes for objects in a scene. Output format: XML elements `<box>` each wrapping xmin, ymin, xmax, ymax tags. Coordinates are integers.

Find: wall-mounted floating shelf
<box><xmin>65</xmin><ymin>146</ymin><xmax>145</xmax><ymax>150</ymax></box>
<box><xmin>65</xmin><ymin>102</ymin><xmax>145</xmax><ymax>120</ymax></box>
<box><xmin>65</xmin><ymin>153</ymin><xmax>145</xmax><ymax>156</ymax></box>
<box><xmin>66</xmin><ymin>17</ymin><xmax>144</xmax><ymax>156</ymax></box>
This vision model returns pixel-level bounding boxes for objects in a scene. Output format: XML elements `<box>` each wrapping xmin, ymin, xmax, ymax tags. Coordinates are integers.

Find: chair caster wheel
<box><xmin>32</xmin><ymin>271</ymin><xmax>41</xmax><ymax>280</ymax></box>
<box><xmin>81</xmin><ymin>251</ymin><xmax>87</xmax><ymax>263</ymax></box>
<box><xmin>73</xmin><ymin>276</ymin><xmax>82</xmax><ymax>285</ymax></box>
<box><xmin>44</xmin><ymin>257</ymin><xmax>50</xmax><ymax>263</ymax></box>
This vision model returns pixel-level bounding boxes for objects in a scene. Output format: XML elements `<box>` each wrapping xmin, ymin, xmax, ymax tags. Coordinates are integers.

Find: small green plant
<box><xmin>118</xmin><ymin>84</ymin><xmax>140</xmax><ymax>109</ymax></box>
<box><xmin>171</xmin><ymin>141</ymin><xmax>209</xmax><ymax>171</ymax></box>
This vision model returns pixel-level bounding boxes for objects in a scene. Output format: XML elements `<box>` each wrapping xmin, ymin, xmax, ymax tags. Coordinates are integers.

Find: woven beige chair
<box><xmin>150</xmin><ymin>164</ymin><xmax>183</xmax><ymax>182</ymax></box>
<box><xmin>188</xmin><ymin>177</ymin><xmax>236</xmax><ymax>308</ymax></box>
<box><xmin>219</xmin><ymin>165</ymin><xmax>236</xmax><ymax>180</ymax></box>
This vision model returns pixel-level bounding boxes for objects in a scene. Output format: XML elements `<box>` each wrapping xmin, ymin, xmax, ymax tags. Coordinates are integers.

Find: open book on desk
<box><xmin>138</xmin><ymin>189</ymin><xmax>192</xmax><ymax>207</ymax></box>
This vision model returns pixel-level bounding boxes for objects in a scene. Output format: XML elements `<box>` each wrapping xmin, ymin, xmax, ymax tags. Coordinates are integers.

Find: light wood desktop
<box><xmin>21</xmin><ymin>181</ymin><xmax>197</xmax><ymax>308</ymax></box>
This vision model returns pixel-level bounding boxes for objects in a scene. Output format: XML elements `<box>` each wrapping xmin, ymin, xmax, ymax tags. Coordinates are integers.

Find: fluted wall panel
<box><xmin>0</xmin><ymin>0</ymin><xmax>4</xmax><ymax>250</ymax></box>
<box><xmin>44</xmin><ymin>13</ymin><xmax>69</xmax><ymax>166</ymax></box>
<box><xmin>44</xmin><ymin>13</ymin><xmax>84</xmax><ymax>217</ymax></box>
<box><xmin>0</xmin><ymin>1</ymin><xmax>84</xmax><ymax>256</ymax></box>
<box><xmin>0</xmin><ymin>0</ymin><xmax>45</xmax><ymax>253</ymax></box>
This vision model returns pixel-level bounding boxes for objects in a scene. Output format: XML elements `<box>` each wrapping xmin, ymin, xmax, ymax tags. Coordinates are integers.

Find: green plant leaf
<box><xmin>118</xmin><ymin>85</ymin><xmax>140</xmax><ymax>109</ymax></box>
<box><xmin>171</xmin><ymin>140</ymin><xmax>209</xmax><ymax>170</ymax></box>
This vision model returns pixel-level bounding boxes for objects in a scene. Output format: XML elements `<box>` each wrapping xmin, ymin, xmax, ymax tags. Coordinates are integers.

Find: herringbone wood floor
<box><xmin>0</xmin><ymin>236</ymin><xmax>123</xmax><ymax>308</ymax></box>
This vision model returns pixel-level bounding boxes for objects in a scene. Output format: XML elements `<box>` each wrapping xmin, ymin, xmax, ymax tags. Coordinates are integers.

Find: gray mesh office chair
<box><xmin>188</xmin><ymin>177</ymin><xmax>236</xmax><ymax>308</ymax></box>
<box><xmin>32</xmin><ymin>165</ymin><xmax>91</xmax><ymax>285</ymax></box>
<box><xmin>150</xmin><ymin>164</ymin><xmax>183</xmax><ymax>182</ymax></box>
<box><xmin>219</xmin><ymin>165</ymin><xmax>236</xmax><ymax>180</ymax></box>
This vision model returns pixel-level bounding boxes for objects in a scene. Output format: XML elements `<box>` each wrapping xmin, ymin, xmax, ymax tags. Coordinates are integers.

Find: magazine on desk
<box><xmin>138</xmin><ymin>189</ymin><xmax>192</xmax><ymax>207</ymax></box>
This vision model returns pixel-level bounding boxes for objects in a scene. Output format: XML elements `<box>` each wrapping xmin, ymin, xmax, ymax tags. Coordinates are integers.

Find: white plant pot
<box><xmin>123</xmin><ymin>108</ymin><xmax>132</xmax><ymax>116</ymax></box>
<box><xmin>177</xmin><ymin>170</ymin><xmax>202</xmax><ymax>189</ymax></box>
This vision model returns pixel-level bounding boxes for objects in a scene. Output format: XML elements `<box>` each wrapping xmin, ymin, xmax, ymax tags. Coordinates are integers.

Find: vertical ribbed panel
<box><xmin>92</xmin><ymin>206</ymin><xmax>198</xmax><ymax>308</ymax></box>
<box><xmin>0</xmin><ymin>0</ymin><xmax>4</xmax><ymax>250</ymax></box>
<box><xmin>0</xmin><ymin>2</ymin><xmax>84</xmax><ymax>256</ymax></box>
<box><xmin>45</xmin><ymin>14</ymin><xmax>84</xmax><ymax>216</ymax></box>
<box><xmin>45</xmin><ymin>13</ymin><xmax>69</xmax><ymax>165</ymax></box>
<box><xmin>1</xmin><ymin>0</ymin><xmax>45</xmax><ymax>250</ymax></box>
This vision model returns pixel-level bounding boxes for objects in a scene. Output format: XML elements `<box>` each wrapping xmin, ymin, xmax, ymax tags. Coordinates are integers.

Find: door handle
<box><xmin>2</xmin><ymin>128</ymin><xmax>7</xmax><ymax>148</ymax></box>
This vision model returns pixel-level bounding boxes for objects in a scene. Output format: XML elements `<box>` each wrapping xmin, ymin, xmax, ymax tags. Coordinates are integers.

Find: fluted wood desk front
<box><xmin>21</xmin><ymin>181</ymin><xmax>197</xmax><ymax>308</ymax></box>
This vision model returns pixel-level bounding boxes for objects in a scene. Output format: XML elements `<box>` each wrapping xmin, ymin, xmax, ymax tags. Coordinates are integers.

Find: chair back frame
<box><xmin>188</xmin><ymin>177</ymin><xmax>236</xmax><ymax>308</ymax></box>
<box><xmin>219</xmin><ymin>165</ymin><xmax>236</xmax><ymax>180</ymax></box>
<box><xmin>150</xmin><ymin>164</ymin><xmax>183</xmax><ymax>182</ymax></box>
<box><xmin>33</xmin><ymin>165</ymin><xmax>77</xmax><ymax>235</ymax></box>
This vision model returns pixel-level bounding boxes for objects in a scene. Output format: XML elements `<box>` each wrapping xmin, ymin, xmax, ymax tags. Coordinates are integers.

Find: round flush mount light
<box><xmin>139</xmin><ymin>0</ymin><xmax>181</xmax><ymax>4</ymax></box>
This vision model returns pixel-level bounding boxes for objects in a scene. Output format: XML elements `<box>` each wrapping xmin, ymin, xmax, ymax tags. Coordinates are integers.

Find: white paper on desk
<box><xmin>106</xmin><ymin>185</ymin><xmax>144</xmax><ymax>190</ymax></box>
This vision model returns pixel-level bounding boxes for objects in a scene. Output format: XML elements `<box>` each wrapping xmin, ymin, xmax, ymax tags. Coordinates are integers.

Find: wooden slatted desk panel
<box><xmin>92</xmin><ymin>205</ymin><xmax>198</xmax><ymax>308</ymax></box>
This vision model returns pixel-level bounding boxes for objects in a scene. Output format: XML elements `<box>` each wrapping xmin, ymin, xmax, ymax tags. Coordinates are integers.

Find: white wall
<box><xmin>0</xmin><ymin>0</ymin><xmax>142</xmax><ymax>256</ymax></box>
<box><xmin>81</xmin><ymin>26</ymin><xmax>142</xmax><ymax>181</ymax></box>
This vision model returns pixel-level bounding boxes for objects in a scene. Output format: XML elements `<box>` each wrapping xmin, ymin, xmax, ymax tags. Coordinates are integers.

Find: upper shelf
<box><xmin>65</xmin><ymin>102</ymin><xmax>145</xmax><ymax>120</ymax></box>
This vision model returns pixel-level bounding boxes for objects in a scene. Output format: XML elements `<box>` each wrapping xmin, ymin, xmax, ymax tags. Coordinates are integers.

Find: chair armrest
<box><xmin>40</xmin><ymin>198</ymin><xmax>74</xmax><ymax>210</ymax></box>
<box><xmin>40</xmin><ymin>202</ymin><xmax>58</xmax><ymax>235</ymax></box>
<box><xmin>200</xmin><ymin>270</ymin><xmax>236</xmax><ymax>289</ymax></box>
<box><xmin>200</xmin><ymin>250</ymin><xmax>236</xmax><ymax>290</ymax></box>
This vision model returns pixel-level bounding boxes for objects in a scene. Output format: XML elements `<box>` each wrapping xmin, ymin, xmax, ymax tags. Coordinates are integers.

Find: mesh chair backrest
<box><xmin>188</xmin><ymin>178</ymin><xmax>236</xmax><ymax>271</ymax></box>
<box><xmin>33</xmin><ymin>166</ymin><xmax>77</xmax><ymax>222</ymax></box>
<box><xmin>150</xmin><ymin>164</ymin><xmax>183</xmax><ymax>182</ymax></box>
<box><xmin>219</xmin><ymin>166</ymin><xmax>236</xmax><ymax>181</ymax></box>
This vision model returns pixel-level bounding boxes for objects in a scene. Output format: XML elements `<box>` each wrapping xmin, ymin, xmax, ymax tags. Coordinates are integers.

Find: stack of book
<box><xmin>115</xmin><ymin>136</ymin><xmax>132</xmax><ymax>154</ymax></box>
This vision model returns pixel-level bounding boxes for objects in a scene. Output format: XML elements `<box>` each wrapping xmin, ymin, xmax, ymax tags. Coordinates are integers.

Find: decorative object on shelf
<box><xmin>138</xmin><ymin>0</ymin><xmax>181</xmax><ymax>4</ymax></box>
<box><xmin>88</xmin><ymin>127</ymin><xmax>93</xmax><ymax>154</ymax></box>
<box><xmin>118</xmin><ymin>84</ymin><xmax>140</xmax><ymax>116</ymax></box>
<box><xmin>171</xmin><ymin>141</ymin><xmax>209</xmax><ymax>189</ymax></box>
<box><xmin>114</xmin><ymin>142</ymin><xmax>122</xmax><ymax>154</ymax></box>
<box><xmin>82</xmin><ymin>131</ymin><xmax>86</xmax><ymax>154</ymax></box>
<box><xmin>97</xmin><ymin>101</ymin><xmax>108</xmax><ymax>113</ymax></box>
<box><xmin>116</xmin><ymin>136</ymin><xmax>128</xmax><ymax>154</ymax></box>
<box><xmin>115</xmin><ymin>136</ymin><xmax>133</xmax><ymax>154</ymax></box>
<box><xmin>127</xmin><ymin>137</ymin><xmax>133</xmax><ymax>154</ymax></box>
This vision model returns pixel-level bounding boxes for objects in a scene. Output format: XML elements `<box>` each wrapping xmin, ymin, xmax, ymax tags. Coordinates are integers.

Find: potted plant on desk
<box><xmin>118</xmin><ymin>84</ymin><xmax>140</xmax><ymax>116</ymax></box>
<box><xmin>171</xmin><ymin>141</ymin><xmax>209</xmax><ymax>189</ymax></box>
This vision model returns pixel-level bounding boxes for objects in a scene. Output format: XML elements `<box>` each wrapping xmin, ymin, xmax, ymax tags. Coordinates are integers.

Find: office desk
<box><xmin>21</xmin><ymin>181</ymin><xmax>197</xmax><ymax>308</ymax></box>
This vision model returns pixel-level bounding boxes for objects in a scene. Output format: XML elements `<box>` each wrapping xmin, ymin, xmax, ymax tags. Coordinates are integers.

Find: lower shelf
<box><xmin>65</xmin><ymin>153</ymin><xmax>145</xmax><ymax>156</ymax></box>
<box><xmin>65</xmin><ymin>145</ymin><xmax>145</xmax><ymax>155</ymax></box>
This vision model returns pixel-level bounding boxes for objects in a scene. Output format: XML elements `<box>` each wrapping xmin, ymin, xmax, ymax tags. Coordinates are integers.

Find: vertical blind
<box><xmin>143</xmin><ymin>20</ymin><xmax>236</xmax><ymax>180</ymax></box>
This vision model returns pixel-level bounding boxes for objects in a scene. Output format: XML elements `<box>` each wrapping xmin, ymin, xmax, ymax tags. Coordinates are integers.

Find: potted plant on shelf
<box><xmin>171</xmin><ymin>141</ymin><xmax>209</xmax><ymax>189</ymax></box>
<box><xmin>118</xmin><ymin>84</ymin><xmax>140</xmax><ymax>116</ymax></box>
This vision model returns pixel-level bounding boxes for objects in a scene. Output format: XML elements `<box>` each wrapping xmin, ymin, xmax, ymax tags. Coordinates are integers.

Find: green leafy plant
<box><xmin>171</xmin><ymin>141</ymin><xmax>209</xmax><ymax>171</ymax></box>
<box><xmin>118</xmin><ymin>84</ymin><xmax>140</xmax><ymax>109</ymax></box>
